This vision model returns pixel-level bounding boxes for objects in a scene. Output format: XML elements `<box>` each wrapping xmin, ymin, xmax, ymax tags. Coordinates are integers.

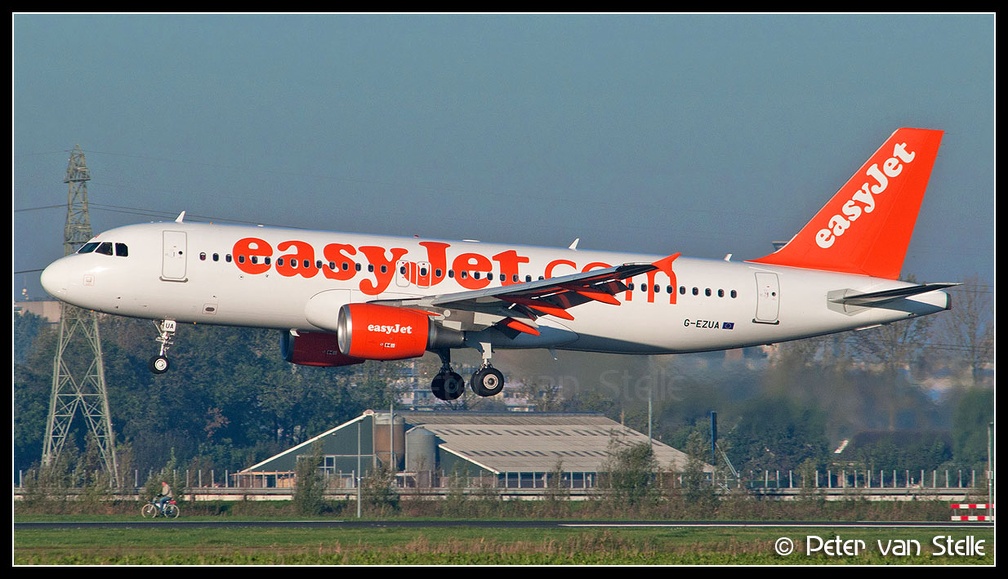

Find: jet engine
<box><xmin>280</xmin><ymin>330</ymin><xmax>364</xmax><ymax>367</ymax></box>
<box><xmin>336</xmin><ymin>303</ymin><xmax>463</xmax><ymax>360</ymax></box>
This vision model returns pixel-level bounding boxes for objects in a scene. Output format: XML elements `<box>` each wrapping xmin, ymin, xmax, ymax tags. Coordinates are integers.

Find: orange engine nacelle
<box><xmin>280</xmin><ymin>330</ymin><xmax>365</xmax><ymax>367</ymax></box>
<box><xmin>337</xmin><ymin>303</ymin><xmax>461</xmax><ymax>361</ymax></box>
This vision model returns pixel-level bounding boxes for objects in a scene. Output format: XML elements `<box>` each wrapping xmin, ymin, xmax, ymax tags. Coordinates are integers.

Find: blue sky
<box><xmin>13</xmin><ymin>13</ymin><xmax>995</xmax><ymax>303</ymax></box>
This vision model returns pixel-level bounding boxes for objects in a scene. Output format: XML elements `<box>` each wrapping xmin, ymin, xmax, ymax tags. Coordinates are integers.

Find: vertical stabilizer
<box><xmin>749</xmin><ymin>128</ymin><xmax>943</xmax><ymax>279</ymax></box>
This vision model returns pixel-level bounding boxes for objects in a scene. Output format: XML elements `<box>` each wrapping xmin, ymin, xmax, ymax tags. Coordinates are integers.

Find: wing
<box><xmin>371</xmin><ymin>259</ymin><xmax>669</xmax><ymax>337</ymax></box>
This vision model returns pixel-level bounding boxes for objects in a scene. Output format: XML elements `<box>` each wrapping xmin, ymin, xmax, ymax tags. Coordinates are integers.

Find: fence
<box><xmin>14</xmin><ymin>466</ymin><xmax>986</xmax><ymax>497</ymax></box>
<box><xmin>950</xmin><ymin>503</ymin><xmax>994</xmax><ymax>521</ymax></box>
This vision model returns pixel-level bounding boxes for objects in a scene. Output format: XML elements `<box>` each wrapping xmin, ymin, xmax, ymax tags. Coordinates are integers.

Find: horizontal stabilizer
<box><xmin>830</xmin><ymin>283</ymin><xmax>960</xmax><ymax>306</ymax></box>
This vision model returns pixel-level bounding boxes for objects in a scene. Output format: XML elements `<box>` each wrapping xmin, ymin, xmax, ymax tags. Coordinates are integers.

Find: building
<box><xmin>13</xmin><ymin>299</ymin><xmax>62</xmax><ymax>323</ymax></box>
<box><xmin>236</xmin><ymin>410</ymin><xmax>713</xmax><ymax>490</ymax></box>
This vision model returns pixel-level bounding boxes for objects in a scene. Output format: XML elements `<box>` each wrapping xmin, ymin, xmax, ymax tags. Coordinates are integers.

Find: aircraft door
<box><xmin>162</xmin><ymin>230</ymin><xmax>188</xmax><ymax>281</ymax></box>
<box><xmin>396</xmin><ymin>260</ymin><xmax>411</xmax><ymax>287</ymax></box>
<box><xmin>395</xmin><ymin>260</ymin><xmax>431</xmax><ymax>288</ymax></box>
<box><xmin>415</xmin><ymin>261</ymin><xmax>431</xmax><ymax>288</ymax></box>
<box><xmin>753</xmin><ymin>272</ymin><xmax>780</xmax><ymax>324</ymax></box>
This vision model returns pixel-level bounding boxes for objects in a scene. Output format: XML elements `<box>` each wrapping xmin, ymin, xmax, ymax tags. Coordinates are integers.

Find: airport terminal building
<box><xmin>236</xmin><ymin>411</ymin><xmax>712</xmax><ymax>491</ymax></box>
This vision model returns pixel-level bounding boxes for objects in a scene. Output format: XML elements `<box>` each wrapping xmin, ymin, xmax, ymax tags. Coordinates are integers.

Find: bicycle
<box><xmin>141</xmin><ymin>498</ymin><xmax>180</xmax><ymax>519</ymax></box>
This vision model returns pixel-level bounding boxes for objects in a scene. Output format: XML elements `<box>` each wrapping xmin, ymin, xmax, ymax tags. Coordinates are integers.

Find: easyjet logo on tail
<box><xmin>815</xmin><ymin>140</ymin><xmax>917</xmax><ymax>249</ymax></box>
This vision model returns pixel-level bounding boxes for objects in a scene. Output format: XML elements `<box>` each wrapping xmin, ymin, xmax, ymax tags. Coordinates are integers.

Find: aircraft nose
<box><xmin>40</xmin><ymin>258</ymin><xmax>68</xmax><ymax>298</ymax></box>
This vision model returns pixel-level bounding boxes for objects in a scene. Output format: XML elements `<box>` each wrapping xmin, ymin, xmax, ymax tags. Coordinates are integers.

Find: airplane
<box><xmin>40</xmin><ymin>127</ymin><xmax>957</xmax><ymax>401</ymax></box>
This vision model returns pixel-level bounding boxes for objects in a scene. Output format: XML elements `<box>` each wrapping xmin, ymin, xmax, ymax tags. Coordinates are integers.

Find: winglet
<box><xmin>175</xmin><ymin>211</ymin><xmax>186</xmax><ymax>223</ymax></box>
<box><xmin>748</xmin><ymin>128</ymin><xmax>943</xmax><ymax>280</ymax></box>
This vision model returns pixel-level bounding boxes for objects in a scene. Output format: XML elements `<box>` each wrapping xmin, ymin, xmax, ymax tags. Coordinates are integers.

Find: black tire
<box><xmin>149</xmin><ymin>356</ymin><xmax>170</xmax><ymax>374</ymax></box>
<box><xmin>431</xmin><ymin>375</ymin><xmax>447</xmax><ymax>400</ymax></box>
<box><xmin>471</xmin><ymin>367</ymin><xmax>504</xmax><ymax>397</ymax></box>
<box><xmin>443</xmin><ymin>372</ymin><xmax>465</xmax><ymax>400</ymax></box>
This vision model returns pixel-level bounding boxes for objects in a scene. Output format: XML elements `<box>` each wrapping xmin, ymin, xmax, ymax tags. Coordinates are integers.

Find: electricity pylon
<box><xmin>41</xmin><ymin>144</ymin><xmax>120</xmax><ymax>486</ymax></box>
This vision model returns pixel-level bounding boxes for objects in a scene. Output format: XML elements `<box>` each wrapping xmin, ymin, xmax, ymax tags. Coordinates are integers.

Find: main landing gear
<box><xmin>430</xmin><ymin>344</ymin><xmax>505</xmax><ymax>401</ymax></box>
<box><xmin>148</xmin><ymin>319</ymin><xmax>176</xmax><ymax>374</ymax></box>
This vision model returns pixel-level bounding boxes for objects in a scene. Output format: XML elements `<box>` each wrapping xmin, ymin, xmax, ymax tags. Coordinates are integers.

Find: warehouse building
<box><xmin>236</xmin><ymin>410</ymin><xmax>713</xmax><ymax>490</ymax></box>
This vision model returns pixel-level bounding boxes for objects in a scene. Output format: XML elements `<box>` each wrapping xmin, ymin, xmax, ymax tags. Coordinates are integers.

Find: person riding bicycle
<box><xmin>154</xmin><ymin>481</ymin><xmax>173</xmax><ymax>514</ymax></box>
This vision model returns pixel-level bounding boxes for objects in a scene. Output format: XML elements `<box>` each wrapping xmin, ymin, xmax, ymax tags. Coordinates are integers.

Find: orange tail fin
<box><xmin>749</xmin><ymin>128</ymin><xmax>943</xmax><ymax>279</ymax></box>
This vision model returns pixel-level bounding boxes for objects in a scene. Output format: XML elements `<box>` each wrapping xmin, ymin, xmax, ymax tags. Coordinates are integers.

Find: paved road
<box><xmin>14</xmin><ymin>519</ymin><xmax>993</xmax><ymax>530</ymax></box>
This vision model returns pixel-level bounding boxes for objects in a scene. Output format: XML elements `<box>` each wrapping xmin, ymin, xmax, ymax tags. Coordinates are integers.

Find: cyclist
<box><xmin>154</xmin><ymin>480</ymin><xmax>173</xmax><ymax>514</ymax></box>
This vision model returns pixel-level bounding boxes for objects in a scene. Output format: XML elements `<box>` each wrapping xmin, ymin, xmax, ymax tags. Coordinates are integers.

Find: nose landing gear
<box><xmin>148</xmin><ymin>319</ymin><xmax>176</xmax><ymax>374</ymax></box>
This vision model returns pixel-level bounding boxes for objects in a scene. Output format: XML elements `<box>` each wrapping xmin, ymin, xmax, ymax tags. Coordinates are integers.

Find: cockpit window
<box><xmin>75</xmin><ymin>241</ymin><xmax>129</xmax><ymax>257</ymax></box>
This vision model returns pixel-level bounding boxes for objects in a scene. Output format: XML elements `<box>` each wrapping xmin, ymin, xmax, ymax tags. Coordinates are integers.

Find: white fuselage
<box><xmin>40</xmin><ymin>220</ymin><xmax>950</xmax><ymax>355</ymax></box>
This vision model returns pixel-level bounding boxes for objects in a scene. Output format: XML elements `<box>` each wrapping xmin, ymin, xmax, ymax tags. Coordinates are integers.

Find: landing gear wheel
<box><xmin>471</xmin><ymin>367</ymin><xmax>505</xmax><ymax>397</ymax></box>
<box><xmin>149</xmin><ymin>356</ymin><xmax>170</xmax><ymax>374</ymax></box>
<box><xmin>431</xmin><ymin>371</ymin><xmax>465</xmax><ymax>401</ymax></box>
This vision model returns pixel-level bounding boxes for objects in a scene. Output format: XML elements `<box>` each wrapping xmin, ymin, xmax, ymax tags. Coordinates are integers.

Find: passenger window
<box><xmin>199</xmin><ymin>252</ymin><xmax>207</xmax><ymax>261</ymax></box>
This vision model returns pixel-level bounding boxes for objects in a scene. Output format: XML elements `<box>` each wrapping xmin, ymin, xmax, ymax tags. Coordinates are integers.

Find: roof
<box><xmin>401</xmin><ymin>412</ymin><xmax>710</xmax><ymax>474</ymax></box>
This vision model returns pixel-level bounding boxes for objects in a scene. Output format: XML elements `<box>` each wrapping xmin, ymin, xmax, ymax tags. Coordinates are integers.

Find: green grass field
<box><xmin>13</xmin><ymin>521</ymin><xmax>994</xmax><ymax>565</ymax></box>
<box><xmin>15</xmin><ymin>495</ymin><xmax>995</xmax><ymax>565</ymax></box>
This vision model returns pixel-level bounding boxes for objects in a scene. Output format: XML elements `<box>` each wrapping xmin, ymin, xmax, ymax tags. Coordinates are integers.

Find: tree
<box><xmin>292</xmin><ymin>442</ymin><xmax>327</xmax><ymax>516</ymax></box>
<box><xmin>950</xmin><ymin>387</ymin><xmax>995</xmax><ymax>468</ymax></box>
<box><xmin>848</xmin><ymin>276</ymin><xmax>937</xmax><ymax>431</ymax></box>
<box><xmin>13</xmin><ymin>310</ymin><xmax>49</xmax><ymax>364</ymax></box>
<box><xmin>933</xmin><ymin>275</ymin><xmax>994</xmax><ymax>386</ymax></box>
<box><xmin>603</xmin><ymin>436</ymin><xmax>658</xmax><ymax>508</ymax></box>
<box><xmin>727</xmin><ymin>394</ymin><xmax>830</xmax><ymax>474</ymax></box>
